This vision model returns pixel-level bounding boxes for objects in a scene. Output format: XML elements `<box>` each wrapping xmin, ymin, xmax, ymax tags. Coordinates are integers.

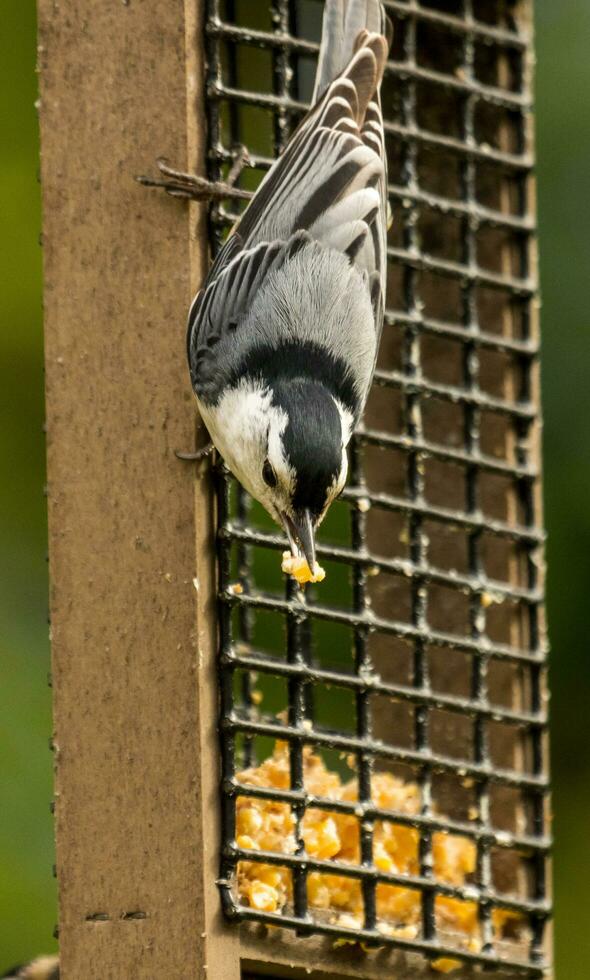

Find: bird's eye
<box><xmin>262</xmin><ymin>459</ymin><xmax>277</xmax><ymax>488</ymax></box>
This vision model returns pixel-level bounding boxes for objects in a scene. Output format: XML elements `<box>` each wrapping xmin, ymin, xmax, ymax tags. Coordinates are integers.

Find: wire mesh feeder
<box><xmin>205</xmin><ymin>0</ymin><xmax>550</xmax><ymax>975</ymax></box>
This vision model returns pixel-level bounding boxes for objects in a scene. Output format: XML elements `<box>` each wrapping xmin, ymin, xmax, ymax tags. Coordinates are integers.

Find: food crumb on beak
<box><xmin>281</xmin><ymin>551</ymin><xmax>326</xmax><ymax>584</ymax></box>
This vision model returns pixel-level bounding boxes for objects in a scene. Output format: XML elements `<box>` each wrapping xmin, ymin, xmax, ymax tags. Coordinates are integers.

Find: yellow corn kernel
<box><xmin>238</xmin><ymin>806</ymin><xmax>263</xmax><ymax>836</ymax></box>
<box><xmin>337</xmin><ymin>912</ymin><xmax>363</xmax><ymax>930</ymax></box>
<box><xmin>307</xmin><ymin>873</ymin><xmax>331</xmax><ymax>909</ymax></box>
<box><xmin>312</xmin><ymin>818</ymin><xmax>341</xmax><ymax>859</ymax></box>
<box><xmin>392</xmin><ymin>924</ymin><xmax>419</xmax><ymax>940</ymax></box>
<box><xmin>433</xmin><ymin>833</ymin><xmax>476</xmax><ymax>884</ymax></box>
<box><xmin>375</xmin><ymin>854</ymin><xmax>393</xmax><ymax>872</ymax></box>
<box><xmin>258</xmin><ymin>866</ymin><xmax>282</xmax><ymax>888</ymax></box>
<box><xmin>329</xmin><ymin>876</ymin><xmax>362</xmax><ymax>910</ymax></box>
<box><xmin>432</xmin><ymin>958</ymin><xmax>462</xmax><ymax>974</ymax></box>
<box><xmin>235</xmin><ymin>742</ymin><xmax>519</xmax><ymax>948</ymax></box>
<box><xmin>377</xmin><ymin>883</ymin><xmax>421</xmax><ymax>925</ymax></box>
<box><xmin>281</xmin><ymin>551</ymin><xmax>326</xmax><ymax>584</ymax></box>
<box><xmin>437</xmin><ymin>896</ymin><xmax>478</xmax><ymax>935</ymax></box>
<box><xmin>249</xmin><ymin>880</ymin><xmax>279</xmax><ymax>912</ymax></box>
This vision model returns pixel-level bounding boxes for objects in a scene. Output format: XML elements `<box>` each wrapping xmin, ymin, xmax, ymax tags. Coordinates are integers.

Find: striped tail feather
<box><xmin>313</xmin><ymin>0</ymin><xmax>392</xmax><ymax>102</ymax></box>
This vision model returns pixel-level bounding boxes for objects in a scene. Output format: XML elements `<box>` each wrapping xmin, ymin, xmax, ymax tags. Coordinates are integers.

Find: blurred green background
<box><xmin>1</xmin><ymin>0</ymin><xmax>588</xmax><ymax>973</ymax></box>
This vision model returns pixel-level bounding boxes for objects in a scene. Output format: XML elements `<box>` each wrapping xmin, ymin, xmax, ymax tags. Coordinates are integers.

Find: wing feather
<box><xmin>188</xmin><ymin>233</ymin><xmax>313</xmax><ymax>393</ymax></box>
<box><xmin>188</xmin><ymin>5</ymin><xmax>392</xmax><ymax>397</ymax></box>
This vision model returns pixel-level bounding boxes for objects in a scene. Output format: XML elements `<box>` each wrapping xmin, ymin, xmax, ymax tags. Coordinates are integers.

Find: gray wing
<box><xmin>188</xmin><ymin>232</ymin><xmax>311</xmax><ymax>400</ymax></box>
<box><xmin>188</xmin><ymin>25</ymin><xmax>390</xmax><ymax>396</ymax></box>
<box><xmin>236</xmin><ymin>38</ymin><xmax>389</xmax><ymax>289</ymax></box>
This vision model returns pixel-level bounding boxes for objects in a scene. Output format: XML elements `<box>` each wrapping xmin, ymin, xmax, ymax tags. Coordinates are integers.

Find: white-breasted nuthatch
<box><xmin>188</xmin><ymin>0</ymin><xmax>392</xmax><ymax>574</ymax></box>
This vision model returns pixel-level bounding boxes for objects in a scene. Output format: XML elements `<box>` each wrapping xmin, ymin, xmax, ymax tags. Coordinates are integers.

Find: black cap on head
<box><xmin>272</xmin><ymin>378</ymin><xmax>343</xmax><ymax>520</ymax></box>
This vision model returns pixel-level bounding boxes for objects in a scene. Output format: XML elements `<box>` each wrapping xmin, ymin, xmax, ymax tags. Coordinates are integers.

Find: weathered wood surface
<box><xmin>38</xmin><ymin>1</ymin><xmax>239</xmax><ymax>976</ymax></box>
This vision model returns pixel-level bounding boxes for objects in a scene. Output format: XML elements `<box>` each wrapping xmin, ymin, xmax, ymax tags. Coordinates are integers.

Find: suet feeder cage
<box><xmin>38</xmin><ymin>0</ymin><xmax>550</xmax><ymax>978</ymax></box>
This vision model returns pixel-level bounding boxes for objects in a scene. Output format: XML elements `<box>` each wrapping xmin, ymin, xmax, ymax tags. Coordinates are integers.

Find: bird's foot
<box><xmin>175</xmin><ymin>443</ymin><xmax>215</xmax><ymax>462</ymax></box>
<box><xmin>136</xmin><ymin>145</ymin><xmax>253</xmax><ymax>203</ymax></box>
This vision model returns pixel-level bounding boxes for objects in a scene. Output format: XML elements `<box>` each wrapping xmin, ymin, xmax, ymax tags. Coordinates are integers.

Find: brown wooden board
<box><xmin>37</xmin><ymin>0</ymin><xmax>240</xmax><ymax>976</ymax></box>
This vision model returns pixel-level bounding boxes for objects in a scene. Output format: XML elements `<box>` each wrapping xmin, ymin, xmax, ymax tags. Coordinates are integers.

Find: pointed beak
<box><xmin>281</xmin><ymin>509</ymin><xmax>316</xmax><ymax>573</ymax></box>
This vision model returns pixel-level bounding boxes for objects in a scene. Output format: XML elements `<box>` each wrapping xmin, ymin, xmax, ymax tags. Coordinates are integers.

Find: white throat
<box><xmin>197</xmin><ymin>379</ymin><xmax>288</xmax><ymax>500</ymax></box>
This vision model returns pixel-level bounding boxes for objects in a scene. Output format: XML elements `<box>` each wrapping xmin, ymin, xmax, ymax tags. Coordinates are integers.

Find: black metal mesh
<box><xmin>205</xmin><ymin>0</ymin><xmax>550</xmax><ymax>974</ymax></box>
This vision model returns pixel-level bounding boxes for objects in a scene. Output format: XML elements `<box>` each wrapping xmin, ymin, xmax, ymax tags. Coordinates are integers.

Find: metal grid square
<box><xmin>204</xmin><ymin>0</ymin><xmax>550</xmax><ymax>974</ymax></box>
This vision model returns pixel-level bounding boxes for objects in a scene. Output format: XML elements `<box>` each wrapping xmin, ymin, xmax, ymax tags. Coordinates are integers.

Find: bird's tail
<box><xmin>313</xmin><ymin>0</ymin><xmax>392</xmax><ymax>102</ymax></box>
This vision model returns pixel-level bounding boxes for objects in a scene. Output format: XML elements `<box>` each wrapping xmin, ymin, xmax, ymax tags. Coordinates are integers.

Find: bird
<box><xmin>187</xmin><ymin>0</ymin><xmax>392</xmax><ymax>576</ymax></box>
<box><xmin>0</xmin><ymin>958</ymin><xmax>59</xmax><ymax>980</ymax></box>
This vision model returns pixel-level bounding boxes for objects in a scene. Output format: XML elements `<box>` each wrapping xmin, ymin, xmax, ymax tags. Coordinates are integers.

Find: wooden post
<box><xmin>37</xmin><ymin>1</ymin><xmax>240</xmax><ymax>976</ymax></box>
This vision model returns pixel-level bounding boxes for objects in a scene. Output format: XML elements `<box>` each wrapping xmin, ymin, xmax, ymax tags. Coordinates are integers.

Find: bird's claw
<box><xmin>175</xmin><ymin>443</ymin><xmax>214</xmax><ymax>462</ymax></box>
<box><xmin>136</xmin><ymin>146</ymin><xmax>253</xmax><ymax>203</ymax></box>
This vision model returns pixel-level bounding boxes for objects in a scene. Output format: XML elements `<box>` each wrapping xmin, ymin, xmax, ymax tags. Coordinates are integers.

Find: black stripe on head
<box><xmin>271</xmin><ymin>378</ymin><xmax>343</xmax><ymax>518</ymax></box>
<box><xmin>229</xmin><ymin>339</ymin><xmax>360</xmax><ymax>420</ymax></box>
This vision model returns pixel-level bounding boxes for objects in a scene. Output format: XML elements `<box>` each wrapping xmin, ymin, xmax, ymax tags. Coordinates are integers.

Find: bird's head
<box><xmin>270</xmin><ymin>378</ymin><xmax>350</xmax><ymax>570</ymax></box>
<box><xmin>226</xmin><ymin>377</ymin><xmax>350</xmax><ymax>573</ymax></box>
